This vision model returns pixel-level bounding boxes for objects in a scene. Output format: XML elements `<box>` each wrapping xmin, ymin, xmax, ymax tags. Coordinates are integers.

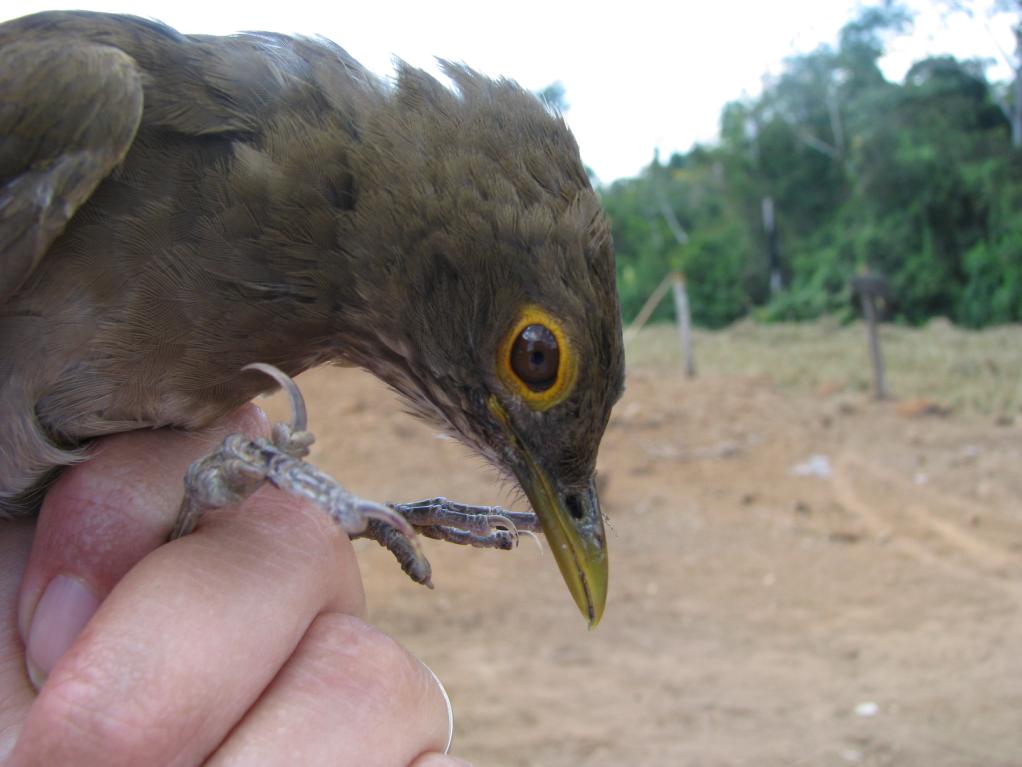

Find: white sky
<box><xmin>4</xmin><ymin>1</ymin><xmax>1017</xmax><ymax>182</ymax></box>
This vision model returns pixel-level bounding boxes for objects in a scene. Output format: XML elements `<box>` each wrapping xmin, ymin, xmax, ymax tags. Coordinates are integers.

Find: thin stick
<box><xmin>624</xmin><ymin>272</ymin><xmax>675</xmax><ymax>342</ymax></box>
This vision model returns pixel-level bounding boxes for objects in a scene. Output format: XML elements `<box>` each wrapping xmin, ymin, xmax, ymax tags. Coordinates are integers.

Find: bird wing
<box><xmin>0</xmin><ymin>36</ymin><xmax>144</xmax><ymax>302</ymax></box>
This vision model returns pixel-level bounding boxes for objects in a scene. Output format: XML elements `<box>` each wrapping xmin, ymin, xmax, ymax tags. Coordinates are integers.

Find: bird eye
<box><xmin>496</xmin><ymin>305</ymin><xmax>578</xmax><ymax>410</ymax></box>
<box><xmin>511</xmin><ymin>324</ymin><xmax>560</xmax><ymax>391</ymax></box>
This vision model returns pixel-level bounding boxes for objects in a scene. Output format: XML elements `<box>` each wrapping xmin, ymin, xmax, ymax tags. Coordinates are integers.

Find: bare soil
<box><xmin>272</xmin><ymin>323</ymin><xmax>1022</xmax><ymax>767</ymax></box>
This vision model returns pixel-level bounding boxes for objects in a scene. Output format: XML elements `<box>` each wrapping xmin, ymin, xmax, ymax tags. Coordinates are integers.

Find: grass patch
<box><xmin>626</xmin><ymin>317</ymin><xmax>1022</xmax><ymax>417</ymax></box>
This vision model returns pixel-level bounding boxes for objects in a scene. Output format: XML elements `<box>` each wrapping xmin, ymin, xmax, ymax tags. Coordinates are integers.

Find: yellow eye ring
<box><xmin>496</xmin><ymin>305</ymin><xmax>578</xmax><ymax>411</ymax></box>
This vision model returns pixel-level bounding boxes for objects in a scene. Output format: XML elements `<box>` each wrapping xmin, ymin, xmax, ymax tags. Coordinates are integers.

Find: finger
<box><xmin>17</xmin><ymin>406</ymin><xmax>271</xmax><ymax>687</ymax></box>
<box><xmin>10</xmin><ymin>483</ymin><xmax>365</xmax><ymax>767</ymax></box>
<box><xmin>0</xmin><ymin>521</ymin><xmax>36</xmax><ymax>756</ymax></box>
<box><xmin>410</xmin><ymin>755</ymin><xmax>475</xmax><ymax>767</ymax></box>
<box><xmin>208</xmin><ymin>614</ymin><xmax>451</xmax><ymax>766</ymax></box>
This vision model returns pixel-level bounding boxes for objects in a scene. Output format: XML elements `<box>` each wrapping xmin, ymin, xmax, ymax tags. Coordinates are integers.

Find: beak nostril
<box><xmin>565</xmin><ymin>493</ymin><xmax>585</xmax><ymax>521</ymax></box>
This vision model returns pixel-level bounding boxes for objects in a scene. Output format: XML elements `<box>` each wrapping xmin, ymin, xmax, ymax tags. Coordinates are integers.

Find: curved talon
<box><xmin>355</xmin><ymin>500</ymin><xmax>421</xmax><ymax>548</ymax></box>
<box><xmin>356</xmin><ymin>501</ymin><xmax>430</xmax><ymax>580</ymax></box>
<box><xmin>243</xmin><ymin>362</ymin><xmax>307</xmax><ymax>432</ymax></box>
<box><xmin>520</xmin><ymin>529</ymin><xmax>543</xmax><ymax>553</ymax></box>
<box><xmin>488</xmin><ymin>514</ymin><xmax>520</xmax><ymax>545</ymax></box>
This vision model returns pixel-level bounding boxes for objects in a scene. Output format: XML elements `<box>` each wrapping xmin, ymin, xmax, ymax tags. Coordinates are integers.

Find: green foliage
<box><xmin>957</xmin><ymin>159</ymin><xmax>1022</xmax><ymax>325</ymax></box>
<box><xmin>600</xmin><ymin>2</ymin><xmax>1022</xmax><ymax>329</ymax></box>
<box><xmin>680</xmin><ymin>220</ymin><xmax>750</xmax><ymax>328</ymax></box>
<box><xmin>601</xmin><ymin>150</ymin><xmax>753</xmax><ymax>328</ymax></box>
<box><xmin>602</xmin><ymin>173</ymin><xmax>680</xmax><ymax>323</ymax></box>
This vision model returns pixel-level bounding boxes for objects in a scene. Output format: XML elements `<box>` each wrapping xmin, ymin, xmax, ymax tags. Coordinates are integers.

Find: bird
<box><xmin>0</xmin><ymin>11</ymin><xmax>625</xmax><ymax>625</ymax></box>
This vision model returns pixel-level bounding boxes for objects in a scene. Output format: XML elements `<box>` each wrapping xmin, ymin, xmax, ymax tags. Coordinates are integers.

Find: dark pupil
<box><xmin>511</xmin><ymin>324</ymin><xmax>559</xmax><ymax>391</ymax></box>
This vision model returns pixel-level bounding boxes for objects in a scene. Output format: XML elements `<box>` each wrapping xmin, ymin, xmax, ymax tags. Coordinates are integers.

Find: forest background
<box><xmin>585</xmin><ymin>2</ymin><xmax>1022</xmax><ymax>330</ymax></box>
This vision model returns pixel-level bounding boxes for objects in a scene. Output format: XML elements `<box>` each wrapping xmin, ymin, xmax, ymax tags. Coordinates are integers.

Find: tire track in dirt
<box><xmin>832</xmin><ymin>452</ymin><xmax>1022</xmax><ymax>603</ymax></box>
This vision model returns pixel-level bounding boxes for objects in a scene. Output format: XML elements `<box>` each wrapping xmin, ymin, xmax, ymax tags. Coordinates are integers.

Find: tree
<box><xmin>599</xmin><ymin>2</ymin><xmax>1022</xmax><ymax>329</ymax></box>
<box><xmin>943</xmin><ymin>0</ymin><xmax>1022</xmax><ymax>146</ymax></box>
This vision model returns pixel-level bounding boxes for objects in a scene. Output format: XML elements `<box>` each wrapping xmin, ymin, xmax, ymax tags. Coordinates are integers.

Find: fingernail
<box><xmin>25</xmin><ymin>575</ymin><xmax>100</xmax><ymax>690</ymax></box>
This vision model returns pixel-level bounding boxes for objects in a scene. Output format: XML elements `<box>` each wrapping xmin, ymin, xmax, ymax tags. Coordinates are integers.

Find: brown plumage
<box><xmin>0</xmin><ymin>11</ymin><xmax>624</xmax><ymax>623</ymax></box>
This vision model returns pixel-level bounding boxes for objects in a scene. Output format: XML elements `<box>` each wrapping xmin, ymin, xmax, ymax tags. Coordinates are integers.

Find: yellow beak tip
<box><xmin>562</xmin><ymin>547</ymin><xmax>608</xmax><ymax>629</ymax></box>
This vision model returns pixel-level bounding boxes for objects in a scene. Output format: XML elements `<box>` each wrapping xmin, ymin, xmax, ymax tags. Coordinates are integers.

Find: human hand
<box><xmin>0</xmin><ymin>406</ymin><xmax>469</xmax><ymax>766</ymax></box>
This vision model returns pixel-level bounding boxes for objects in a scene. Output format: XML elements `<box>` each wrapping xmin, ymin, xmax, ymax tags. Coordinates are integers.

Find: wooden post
<box><xmin>671</xmin><ymin>273</ymin><xmax>696</xmax><ymax>378</ymax></box>
<box><xmin>851</xmin><ymin>272</ymin><xmax>890</xmax><ymax>401</ymax></box>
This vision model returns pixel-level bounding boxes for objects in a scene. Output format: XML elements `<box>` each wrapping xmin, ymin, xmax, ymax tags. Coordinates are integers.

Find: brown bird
<box><xmin>0</xmin><ymin>11</ymin><xmax>624</xmax><ymax>624</ymax></box>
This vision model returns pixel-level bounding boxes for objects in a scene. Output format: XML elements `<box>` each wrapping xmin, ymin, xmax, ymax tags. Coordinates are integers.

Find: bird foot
<box><xmin>170</xmin><ymin>363</ymin><xmax>430</xmax><ymax>584</ymax></box>
<box><xmin>389</xmin><ymin>498</ymin><xmax>540</xmax><ymax>550</ymax></box>
<box><xmin>169</xmin><ymin>364</ymin><xmax>539</xmax><ymax>588</ymax></box>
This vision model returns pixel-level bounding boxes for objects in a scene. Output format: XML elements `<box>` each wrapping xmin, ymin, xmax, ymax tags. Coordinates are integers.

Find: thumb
<box><xmin>17</xmin><ymin>405</ymin><xmax>270</xmax><ymax>688</ymax></box>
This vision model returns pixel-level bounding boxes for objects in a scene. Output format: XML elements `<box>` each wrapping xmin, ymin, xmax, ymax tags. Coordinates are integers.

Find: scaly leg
<box><xmin>170</xmin><ymin>364</ymin><xmax>537</xmax><ymax>587</ymax></box>
<box><xmin>171</xmin><ymin>363</ymin><xmax>429</xmax><ymax>582</ymax></box>
<box><xmin>389</xmin><ymin>498</ymin><xmax>539</xmax><ymax>549</ymax></box>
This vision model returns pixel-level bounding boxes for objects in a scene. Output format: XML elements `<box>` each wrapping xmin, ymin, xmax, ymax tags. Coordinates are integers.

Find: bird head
<box><xmin>335</xmin><ymin>62</ymin><xmax>624</xmax><ymax>626</ymax></box>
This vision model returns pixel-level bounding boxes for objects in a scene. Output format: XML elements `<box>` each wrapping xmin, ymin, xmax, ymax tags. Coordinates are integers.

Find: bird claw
<box><xmin>388</xmin><ymin>497</ymin><xmax>540</xmax><ymax>550</ymax></box>
<box><xmin>169</xmin><ymin>364</ymin><xmax>541</xmax><ymax>588</ymax></box>
<box><xmin>170</xmin><ymin>364</ymin><xmax>430</xmax><ymax>581</ymax></box>
<box><xmin>243</xmin><ymin>362</ymin><xmax>308</xmax><ymax>432</ymax></box>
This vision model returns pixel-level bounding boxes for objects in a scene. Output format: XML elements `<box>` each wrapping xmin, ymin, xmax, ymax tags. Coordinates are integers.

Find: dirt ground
<box><xmin>272</xmin><ymin>327</ymin><xmax>1022</xmax><ymax>767</ymax></box>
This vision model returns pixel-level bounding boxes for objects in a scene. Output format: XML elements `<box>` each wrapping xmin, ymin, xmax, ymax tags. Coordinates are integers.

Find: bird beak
<box><xmin>487</xmin><ymin>397</ymin><xmax>609</xmax><ymax>627</ymax></box>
